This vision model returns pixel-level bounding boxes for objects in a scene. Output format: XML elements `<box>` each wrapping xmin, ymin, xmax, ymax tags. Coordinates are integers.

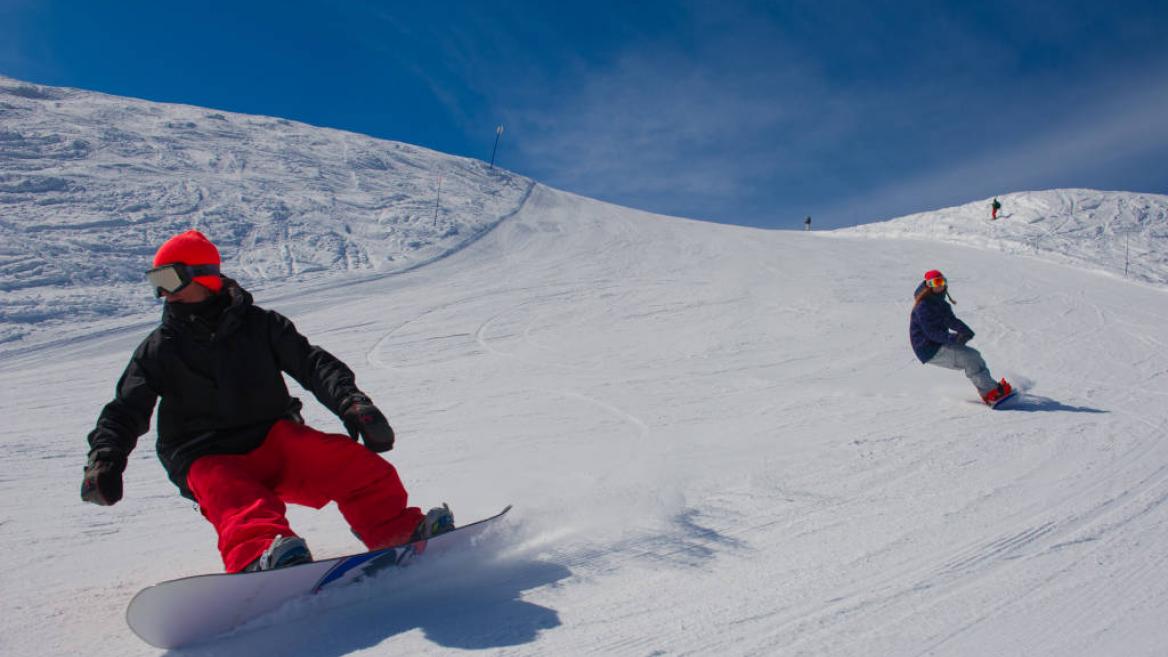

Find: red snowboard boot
<box><xmin>981</xmin><ymin>379</ymin><xmax>1014</xmax><ymax>406</ymax></box>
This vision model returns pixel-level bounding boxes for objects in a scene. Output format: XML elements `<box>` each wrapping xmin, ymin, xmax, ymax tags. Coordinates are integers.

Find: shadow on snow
<box><xmin>165</xmin><ymin>551</ymin><xmax>570</xmax><ymax>657</ymax></box>
<box><xmin>1001</xmin><ymin>393</ymin><xmax>1107</xmax><ymax>414</ymax></box>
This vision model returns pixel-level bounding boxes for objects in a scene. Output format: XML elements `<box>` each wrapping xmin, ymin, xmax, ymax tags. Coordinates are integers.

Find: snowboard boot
<box><xmin>981</xmin><ymin>379</ymin><xmax>1014</xmax><ymax>406</ymax></box>
<box><xmin>409</xmin><ymin>504</ymin><xmax>455</xmax><ymax>542</ymax></box>
<box><xmin>243</xmin><ymin>535</ymin><xmax>313</xmax><ymax>572</ymax></box>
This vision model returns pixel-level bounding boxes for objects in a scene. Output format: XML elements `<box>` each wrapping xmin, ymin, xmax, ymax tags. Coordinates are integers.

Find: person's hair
<box><xmin>915</xmin><ymin>285</ymin><xmax>957</xmax><ymax>307</ymax></box>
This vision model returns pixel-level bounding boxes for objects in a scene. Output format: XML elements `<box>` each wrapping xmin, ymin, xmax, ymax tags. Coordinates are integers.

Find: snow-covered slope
<box><xmin>2</xmin><ymin>79</ymin><xmax>1168</xmax><ymax>657</ymax></box>
<box><xmin>833</xmin><ymin>189</ymin><xmax>1168</xmax><ymax>287</ymax></box>
<box><xmin>0</xmin><ymin>75</ymin><xmax>533</xmax><ymax>345</ymax></box>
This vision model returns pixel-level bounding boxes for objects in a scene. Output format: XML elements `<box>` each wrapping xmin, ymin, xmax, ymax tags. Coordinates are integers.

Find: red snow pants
<box><xmin>186</xmin><ymin>419</ymin><xmax>425</xmax><ymax>572</ymax></box>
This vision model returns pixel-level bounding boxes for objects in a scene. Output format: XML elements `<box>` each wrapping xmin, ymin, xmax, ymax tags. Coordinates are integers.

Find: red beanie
<box><xmin>923</xmin><ymin>269</ymin><xmax>944</xmax><ymax>283</ymax></box>
<box><xmin>153</xmin><ymin>230</ymin><xmax>223</xmax><ymax>293</ymax></box>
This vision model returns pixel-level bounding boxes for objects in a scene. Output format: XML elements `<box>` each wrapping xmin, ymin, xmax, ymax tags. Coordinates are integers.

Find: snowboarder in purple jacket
<box><xmin>910</xmin><ymin>270</ymin><xmax>1012</xmax><ymax>405</ymax></box>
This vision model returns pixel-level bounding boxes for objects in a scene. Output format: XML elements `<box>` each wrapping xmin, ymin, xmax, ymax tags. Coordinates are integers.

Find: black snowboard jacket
<box><xmin>86</xmin><ymin>278</ymin><xmax>366</xmax><ymax>499</ymax></box>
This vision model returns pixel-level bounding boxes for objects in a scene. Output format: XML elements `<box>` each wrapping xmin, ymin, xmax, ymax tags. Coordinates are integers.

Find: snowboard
<box><xmin>126</xmin><ymin>505</ymin><xmax>511</xmax><ymax>649</ymax></box>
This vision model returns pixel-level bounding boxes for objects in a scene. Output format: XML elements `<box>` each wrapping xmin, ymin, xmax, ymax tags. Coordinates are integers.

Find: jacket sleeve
<box><xmin>943</xmin><ymin>315</ymin><xmax>971</xmax><ymax>339</ymax></box>
<box><xmin>266</xmin><ymin>310</ymin><xmax>363</xmax><ymax>415</ymax></box>
<box><xmin>916</xmin><ymin>302</ymin><xmax>960</xmax><ymax>345</ymax></box>
<box><xmin>87</xmin><ymin>338</ymin><xmax>160</xmax><ymax>457</ymax></box>
<box><xmin>944</xmin><ymin>309</ymin><xmax>975</xmax><ymax>339</ymax></box>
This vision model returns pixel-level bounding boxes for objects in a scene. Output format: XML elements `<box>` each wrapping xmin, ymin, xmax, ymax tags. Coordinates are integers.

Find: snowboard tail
<box><xmin>126</xmin><ymin>505</ymin><xmax>511</xmax><ymax>649</ymax></box>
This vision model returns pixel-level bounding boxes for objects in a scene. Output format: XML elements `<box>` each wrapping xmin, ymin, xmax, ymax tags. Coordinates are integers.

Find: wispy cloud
<box><xmin>494</xmin><ymin>26</ymin><xmax>862</xmax><ymax>219</ymax></box>
<box><xmin>508</xmin><ymin>52</ymin><xmax>808</xmax><ymax>198</ymax></box>
<box><xmin>819</xmin><ymin>66</ymin><xmax>1168</xmax><ymax>225</ymax></box>
<box><xmin>485</xmin><ymin>5</ymin><xmax>1168</xmax><ymax>227</ymax></box>
<box><xmin>345</xmin><ymin>3</ymin><xmax>1168</xmax><ymax>228</ymax></box>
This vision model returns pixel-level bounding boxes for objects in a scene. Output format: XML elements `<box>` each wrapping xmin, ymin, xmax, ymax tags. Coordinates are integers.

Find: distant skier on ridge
<box><xmin>991</xmin><ymin>197</ymin><xmax>1001</xmax><ymax>220</ymax></box>
<box><xmin>81</xmin><ymin>230</ymin><xmax>455</xmax><ymax>573</ymax></box>
<box><xmin>909</xmin><ymin>269</ymin><xmax>1014</xmax><ymax>406</ymax></box>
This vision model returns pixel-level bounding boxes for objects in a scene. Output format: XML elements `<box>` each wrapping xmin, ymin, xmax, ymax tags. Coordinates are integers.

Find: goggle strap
<box><xmin>149</xmin><ymin>263</ymin><xmax>220</xmax><ymax>276</ymax></box>
<box><xmin>186</xmin><ymin>264</ymin><xmax>220</xmax><ymax>277</ymax></box>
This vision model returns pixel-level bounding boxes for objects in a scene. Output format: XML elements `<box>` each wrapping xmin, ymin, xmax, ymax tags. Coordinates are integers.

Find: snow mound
<box><xmin>831</xmin><ymin>189</ymin><xmax>1168</xmax><ymax>287</ymax></box>
<box><xmin>0</xmin><ymin>75</ymin><xmax>533</xmax><ymax>345</ymax></box>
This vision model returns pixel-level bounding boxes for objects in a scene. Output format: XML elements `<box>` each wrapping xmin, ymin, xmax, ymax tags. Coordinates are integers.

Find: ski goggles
<box><xmin>925</xmin><ymin>275</ymin><xmax>947</xmax><ymax>289</ymax></box>
<box><xmin>146</xmin><ymin>263</ymin><xmax>220</xmax><ymax>297</ymax></box>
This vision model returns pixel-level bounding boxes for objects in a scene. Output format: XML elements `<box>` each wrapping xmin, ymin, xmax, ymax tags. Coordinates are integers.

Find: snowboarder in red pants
<box><xmin>909</xmin><ymin>269</ymin><xmax>1013</xmax><ymax>406</ymax></box>
<box><xmin>82</xmin><ymin>230</ymin><xmax>453</xmax><ymax>572</ymax></box>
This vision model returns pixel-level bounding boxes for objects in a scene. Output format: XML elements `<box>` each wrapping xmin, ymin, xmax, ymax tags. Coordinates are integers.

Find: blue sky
<box><xmin>3</xmin><ymin>0</ymin><xmax>1167</xmax><ymax>229</ymax></box>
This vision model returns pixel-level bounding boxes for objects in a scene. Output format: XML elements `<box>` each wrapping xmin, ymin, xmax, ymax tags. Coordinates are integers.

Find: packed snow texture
<box><xmin>0</xmin><ymin>75</ymin><xmax>533</xmax><ymax>345</ymax></box>
<box><xmin>834</xmin><ymin>189</ymin><xmax>1168</xmax><ymax>287</ymax></box>
<box><xmin>2</xmin><ymin>77</ymin><xmax>1168</xmax><ymax>657</ymax></box>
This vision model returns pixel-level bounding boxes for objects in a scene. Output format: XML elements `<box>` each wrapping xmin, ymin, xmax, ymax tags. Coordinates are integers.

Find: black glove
<box><xmin>956</xmin><ymin>332</ymin><xmax>973</xmax><ymax>345</ymax></box>
<box><xmin>342</xmin><ymin>395</ymin><xmax>395</xmax><ymax>452</ymax></box>
<box><xmin>81</xmin><ymin>448</ymin><xmax>127</xmax><ymax>506</ymax></box>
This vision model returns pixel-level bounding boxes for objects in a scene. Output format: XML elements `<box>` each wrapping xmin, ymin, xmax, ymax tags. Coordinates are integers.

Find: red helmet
<box><xmin>923</xmin><ymin>269</ymin><xmax>946</xmax><ymax>290</ymax></box>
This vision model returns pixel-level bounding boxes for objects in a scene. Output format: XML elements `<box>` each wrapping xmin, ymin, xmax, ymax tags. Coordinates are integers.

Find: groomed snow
<box><xmin>834</xmin><ymin>189</ymin><xmax>1168</xmax><ymax>287</ymax></box>
<box><xmin>2</xmin><ymin>78</ymin><xmax>1168</xmax><ymax>657</ymax></box>
<box><xmin>0</xmin><ymin>74</ymin><xmax>533</xmax><ymax>346</ymax></box>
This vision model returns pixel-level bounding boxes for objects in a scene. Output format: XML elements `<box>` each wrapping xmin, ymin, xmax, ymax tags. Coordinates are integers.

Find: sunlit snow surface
<box><xmin>0</xmin><ymin>75</ymin><xmax>532</xmax><ymax>345</ymax></box>
<box><xmin>2</xmin><ymin>77</ymin><xmax>1168</xmax><ymax>657</ymax></box>
<box><xmin>835</xmin><ymin>188</ymin><xmax>1168</xmax><ymax>286</ymax></box>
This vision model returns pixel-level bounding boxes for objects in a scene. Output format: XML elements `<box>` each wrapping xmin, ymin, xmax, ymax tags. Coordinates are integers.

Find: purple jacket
<box><xmin>909</xmin><ymin>282</ymin><xmax>974</xmax><ymax>363</ymax></box>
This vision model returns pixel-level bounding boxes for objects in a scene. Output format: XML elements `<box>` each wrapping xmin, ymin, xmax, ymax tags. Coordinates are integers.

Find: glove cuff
<box><xmin>87</xmin><ymin>447</ymin><xmax>127</xmax><ymax>472</ymax></box>
<box><xmin>341</xmin><ymin>392</ymin><xmax>372</xmax><ymax>413</ymax></box>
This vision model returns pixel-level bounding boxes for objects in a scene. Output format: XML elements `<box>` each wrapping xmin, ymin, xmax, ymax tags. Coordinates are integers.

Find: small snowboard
<box><xmin>126</xmin><ymin>505</ymin><xmax>511</xmax><ymax>649</ymax></box>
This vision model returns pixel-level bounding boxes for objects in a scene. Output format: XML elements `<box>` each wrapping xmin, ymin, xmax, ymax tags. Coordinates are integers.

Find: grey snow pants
<box><xmin>926</xmin><ymin>344</ymin><xmax>997</xmax><ymax>395</ymax></box>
